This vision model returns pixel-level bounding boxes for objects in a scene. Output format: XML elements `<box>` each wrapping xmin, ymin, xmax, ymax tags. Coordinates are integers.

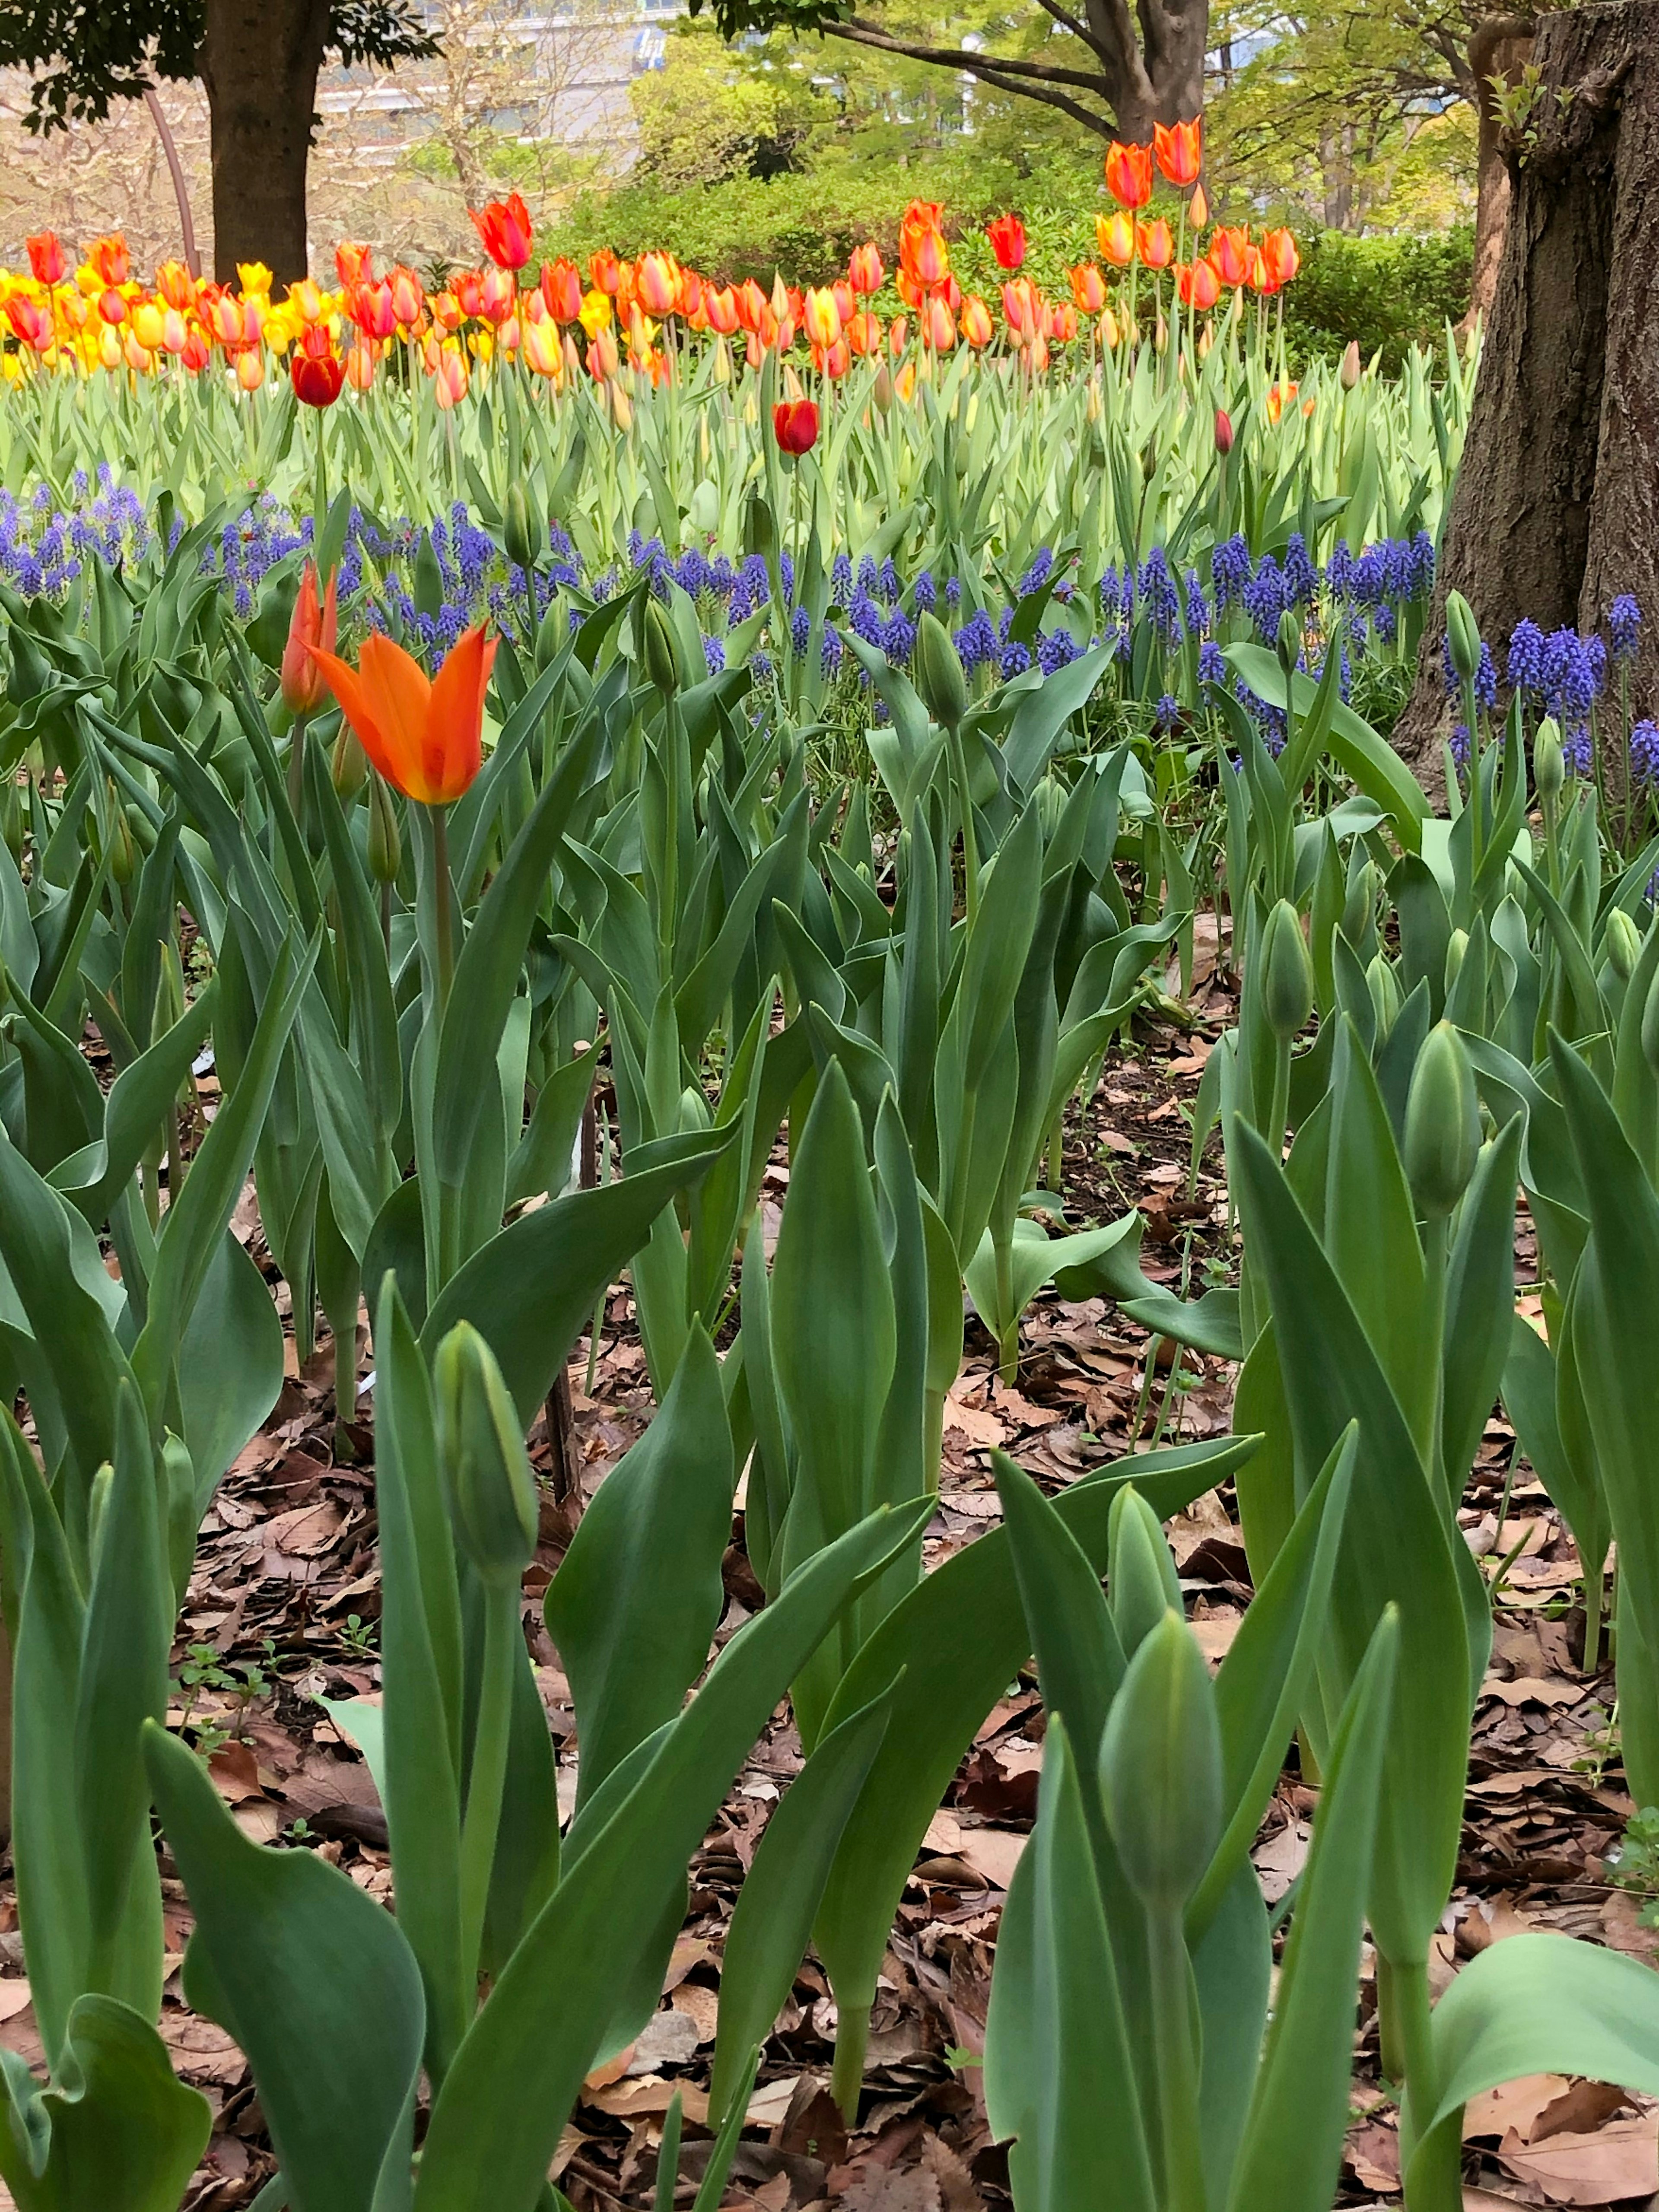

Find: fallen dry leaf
<box><xmin>1497</xmin><ymin>2114</ymin><xmax>1658</xmax><ymax>2206</ymax></box>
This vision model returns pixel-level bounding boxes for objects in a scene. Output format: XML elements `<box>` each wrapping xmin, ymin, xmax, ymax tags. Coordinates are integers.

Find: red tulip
<box><xmin>25</xmin><ymin>231</ymin><xmax>66</xmax><ymax>286</ymax></box>
<box><xmin>309</xmin><ymin>626</ymin><xmax>497</xmax><ymax>806</ymax></box>
<box><xmin>1154</xmin><ymin>117</ymin><xmax>1202</xmax><ymax>188</ymax></box>
<box><xmin>470</xmin><ymin>192</ymin><xmax>533</xmax><ymax>272</ymax></box>
<box><xmin>986</xmin><ymin>214</ymin><xmax>1027</xmax><ymax>272</ymax></box>
<box><xmin>4</xmin><ymin>296</ymin><xmax>52</xmax><ymax>352</ymax></box>
<box><xmin>1104</xmin><ymin>141</ymin><xmax>1154</xmax><ymax>211</ymax></box>
<box><xmin>772</xmin><ymin>399</ymin><xmax>819</xmax><ymax>456</ymax></box>
<box><xmin>290</xmin><ymin>335</ymin><xmax>345</xmax><ymax>408</ymax></box>
<box><xmin>1214</xmin><ymin>407</ymin><xmax>1234</xmax><ymax>455</ymax></box>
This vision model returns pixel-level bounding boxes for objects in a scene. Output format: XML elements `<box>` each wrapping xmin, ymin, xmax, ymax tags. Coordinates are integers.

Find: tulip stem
<box><xmin>1148</xmin><ymin>1903</ymin><xmax>1208</xmax><ymax>2212</ymax></box>
<box><xmin>458</xmin><ymin>1580</ymin><xmax>519</xmax><ymax>1990</ymax></box>
<box><xmin>431</xmin><ymin>803</ymin><xmax>455</xmax><ymax>1013</ymax></box>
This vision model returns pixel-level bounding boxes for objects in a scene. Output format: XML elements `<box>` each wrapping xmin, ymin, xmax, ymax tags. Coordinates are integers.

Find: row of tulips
<box><xmin>2</xmin><ymin>469</ymin><xmax>1659</xmax><ymax>2212</ymax></box>
<box><xmin>0</xmin><ymin>121</ymin><xmax>1297</xmax><ymax>404</ymax></box>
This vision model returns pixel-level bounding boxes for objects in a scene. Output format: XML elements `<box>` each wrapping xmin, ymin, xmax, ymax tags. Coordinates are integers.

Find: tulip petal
<box><xmin>355</xmin><ymin>632</ymin><xmax>438</xmax><ymax>801</ymax></box>
<box><xmin>307</xmin><ymin>645</ymin><xmax>400</xmax><ymax>790</ymax></box>
<box><xmin>426</xmin><ymin>626</ymin><xmax>496</xmax><ymax>803</ymax></box>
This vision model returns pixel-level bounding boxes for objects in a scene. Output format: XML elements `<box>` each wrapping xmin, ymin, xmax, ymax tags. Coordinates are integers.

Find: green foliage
<box><xmin>1283</xmin><ymin>227</ymin><xmax>1476</xmax><ymax>372</ymax></box>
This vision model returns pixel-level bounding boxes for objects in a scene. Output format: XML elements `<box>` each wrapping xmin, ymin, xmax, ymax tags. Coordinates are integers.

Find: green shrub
<box><xmin>1282</xmin><ymin>227</ymin><xmax>1474</xmax><ymax>373</ymax></box>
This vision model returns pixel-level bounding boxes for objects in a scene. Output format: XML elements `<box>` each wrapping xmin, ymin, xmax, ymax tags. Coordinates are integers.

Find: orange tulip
<box><xmin>89</xmin><ymin>234</ymin><xmax>130</xmax><ymax>287</ymax></box>
<box><xmin>1153</xmin><ymin>116</ymin><xmax>1202</xmax><ymax>187</ymax></box>
<box><xmin>25</xmin><ymin>231</ymin><xmax>66</xmax><ymax>286</ymax></box>
<box><xmin>1210</xmin><ymin>226</ymin><xmax>1251</xmax><ymax>286</ymax></box>
<box><xmin>1069</xmin><ymin>264</ymin><xmax>1106</xmax><ymax>315</ymax></box>
<box><xmin>959</xmin><ymin>295</ymin><xmax>993</xmax><ymax>348</ymax></box>
<box><xmin>1178</xmin><ymin>258</ymin><xmax>1220</xmax><ymax>310</ymax></box>
<box><xmin>336</xmin><ymin>240</ymin><xmax>373</xmax><ymax>287</ymax></box>
<box><xmin>1261</xmin><ymin>226</ymin><xmax>1300</xmax><ymax>287</ymax></box>
<box><xmin>1104</xmin><ymin>141</ymin><xmax>1154</xmax><ymax>210</ymax></box>
<box><xmin>1002</xmin><ymin>278</ymin><xmax>1037</xmax><ymax>340</ymax></box>
<box><xmin>540</xmin><ymin>257</ymin><xmax>583</xmax><ymax>323</ymax></box>
<box><xmin>846</xmin><ymin>307</ymin><xmax>882</xmax><ymax>356</ymax></box>
<box><xmin>1248</xmin><ymin>247</ymin><xmax>1275</xmax><ymax>295</ymax></box>
<box><xmin>848</xmin><ymin>242</ymin><xmax>884</xmax><ymax>295</ymax></box>
<box><xmin>705</xmin><ymin>285</ymin><xmax>740</xmax><ymax>336</ymax></box>
<box><xmin>925</xmin><ymin>293</ymin><xmax>956</xmax><ymax>349</ymax></box>
<box><xmin>480</xmin><ymin>265</ymin><xmax>517</xmax><ymax>324</ymax></box>
<box><xmin>353</xmin><ymin>279</ymin><xmax>397</xmax><ymax>341</ymax></box>
<box><xmin>453</xmin><ymin>269</ymin><xmax>486</xmax><ymax>319</ymax></box>
<box><xmin>1096</xmin><ymin>211</ymin><xmax>1135</xmax><ymax>268</ymax></box>
<box><xmin>289</xmin><ymin>278</ymin><xmax>324</xmax><ymax>325</ymax></box>
<box><xmin>281</xmin><ymin>560</ymin><xmax>340</xmax><ymax>715</ymax></box>
<box><xmin>589</xmin><ymin>250</ymin><xmax>621</xmax><ymax>295</ymax></box>
<box><xmin>181</xmin><ymin>328</ymin><xmax>210</xmax><ymax>373</ymax></box>
<box><xmin>1189</xmin><ymin>181</ymin><xmax>1209</xmax><ymax>230</ymax></box>
<box><xmin>1136</xmin><ymin>219</ymin><xmax>1173</xmax><ymax>270</ymax></box>
<box><xmin>1265</xmin><ymin>381</ymin><xmax>1299</xmax><ymax>426</ymax></box>
<box><xmin>130</xmin><ymin>300</ymin><xmax>166</xmax><ymax>352</ymax></box>
<box><xmin>432</xmin><ymin>343</ymin><xmax>469</xmax><ymax>408</ymax></box>
<box><xmin>310</xmin><ymin>626</ymin><xmax>496</xmax><ymax>807</ymax></box>
<box><xmin>4</xmin><ymin>296</ymin><xmax>52</xmax><ymax>352</ymax></box>
<box><xmin>345</xmin><ymin>338</ymin><xmax>379</xmax><ymax>391</ymax></box>
<box><xmin>1048</xmin><ymin>302</ymin><xmax>1077</xmax><ymax>342</ymax></box>
<box><xmin>96</xmin><ymin>288</ymin><xmax>127</xmax><ymax>327</ymax></box>
<box><xmin>235</xmin><ymin>346</ymin><xmax>265</xmax><ymax>393</ymax></box>
<box><xmin>390</xmin><ymin>266</ymin><xmax>425</xmax><ymax>328</ymax></box>
<box><xmin>636</xmin><ymin>251</ymin><xmax>678</xmax><ymax>317</ymax></box>
<box><xmin>889</xmin><ymin>315</ymin><xmax>910</xmax><ymax>357</ymax></box>
<box><xmin>470</xmin><ymin>192</ymin><xmax>533</xmax><ymax>272</ymax></box>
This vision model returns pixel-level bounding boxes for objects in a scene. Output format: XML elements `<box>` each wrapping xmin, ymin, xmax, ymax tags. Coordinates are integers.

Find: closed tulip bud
<box><xmin>1445</xmin><ymin>591</ymin><xmax>1482</xmax><ymax>687</ymax></box>
<box><xmin>914</xmin><ymin>610</ymin><xmax>967</xmax><ymax>731</ymax></box>
<box><xmin>1367</xmin><ymin>950</ymin><xmax>1402</xmax><ymax>1039</ymax></box>
<box><xmin>1034</xmin><ymin>775</ymin><xmax>1067</xmax><ymax>839</ymax></box>
<box><xmin>1275</xmin><ymin>607</ymin><xmax>1303</xmax><ymax>680</ymax></box>
<box><xmin>1340</xmin><ymin>861</ymin><xmax>1378</xmax><ymax>948</ymax></box>
<box><xmin>1606</xmin><ymin>906</ymin><xmax>1642</xmax><ymax>982</ymax></box>
<box><xmin>1533</xmin><ymin>718</ymin><xmax>1564</xmax><ymax>807</ymax></box>
<box><xmin>1404</xmin><ymin>1020</ymin><xmax>1480</xmax><ymax>1218</ymax></box>
<box><xmin>435</xmin><ymin>1322</ymin><xmax>538</xmax><ymax>1589</ymax></box>
<box><xmin>872</xmin><ymin>362</ymin><xmax>893</xmax><ymax>413</ymax></box>
<box><xmin>1642</xmin><ymin>966</ymin><xmax>1659</xmax><ymax>1078</ymax></box>
<box><xmin>367</xmin><ymin>773</ymin><xmax>401</xmax><ymax>885</ymax></box>
<box><xmin>1259</xmin><ymin>898</ymin><xmax>1313</xmax><ymax>1041</ymax></box>
<box><xmin>1107</xmin><ymin>1486</ymin><xmax>1182</xmax><ymax>1659</ymax></box>
<box><xmin>331</xmin><ymin>724</ymin><xmax>369</xmax><ymax>802</ymax></box>
<box><xmin>643</xmin><ymin>600</ymin><xmax>680</xmax><ymax>698</ymax></box>
<box><xmin>1100</xmin><ymin>1610</ymin><xmax>1224</xmax><ymax>1912</ymax></box>
<box><xmin>1444</xmin><ymin>927</ymin><xmax>1469</xmax><ymax>993</ymax></box>
<box><xmin>1214</xmin><ymin>405</ymin><xmax>1234</xmax><ymax>455</ymax></box>
<box><xmin>503</xmin><ymin>481</ymin><xmax>542</xmax><ymax>573</ymax></box>
<box><xmin>1340</xmin><ymin>338</ymin><xmax>1363</xmax><ymax>389</ymax></box>
<box><xmin>108</xmin><ymin>800</ymin><xmax>137</xmax><ymax>886</ymax></box>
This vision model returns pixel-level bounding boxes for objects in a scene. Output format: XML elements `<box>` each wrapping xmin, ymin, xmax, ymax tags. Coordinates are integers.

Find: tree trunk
<box><xmin>198</xmin><ymin>0</ymin><xmax>331</xmax><ymax>287</ymax></box>
<box><xmin>1462</xmin><ymin>14</ymin><xmax>1538</xmax><ymax>333</ymax></box>
<box><xmin>1394</xmin><ymin>0</ymin><xmax>1659</xmax><ymax>800</ymax></box>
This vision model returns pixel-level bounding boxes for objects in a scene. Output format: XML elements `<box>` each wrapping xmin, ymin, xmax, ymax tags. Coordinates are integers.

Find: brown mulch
<box><xmin>0</xmin><ymin>913</ymin><xmax>1650</xmax><ymax>2211</ymax></box>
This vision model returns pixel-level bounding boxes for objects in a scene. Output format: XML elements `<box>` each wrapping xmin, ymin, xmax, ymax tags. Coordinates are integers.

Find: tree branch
<box><xmin>1031</xmin><ymin>0</ymin><xmax>1116</xmax><ymax>72</ymax></box>
<box><xmin>818</xmin><ymin>17</ymin><xmax>1117</xmax><ymax>99</ymax></box>
<box><xmin>815</xmin><ymin>19</ymin><xmax>1119</xmax><ymax>130</ymax></box>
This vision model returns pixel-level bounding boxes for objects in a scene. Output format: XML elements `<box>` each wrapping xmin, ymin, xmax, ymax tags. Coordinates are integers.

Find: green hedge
<box><xmin>546</xmin><ymin>169</ymin><xmax>1472</xmax><ymax>372</ymax></box>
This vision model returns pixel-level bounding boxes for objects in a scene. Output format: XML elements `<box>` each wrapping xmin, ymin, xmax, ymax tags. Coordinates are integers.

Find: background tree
<box><xmin>684</xmin><ymin>0</ymin><xmax>1210</xmax><ymax>146</ymax></box>
<box><xmin>0</xmin><ymin>0</ymin><xmax>434</xmax><ymax>285</ymax></box>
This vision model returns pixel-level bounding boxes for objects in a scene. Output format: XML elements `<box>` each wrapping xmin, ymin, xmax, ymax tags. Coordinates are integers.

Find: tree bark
<box><xmin>1394</xmin><ymin>1</ymin><xmax>1659</xmax><ymax>798</ymax></box>
<box><xmin>1462</xmin><ymin>14</ymin><xmax>1537</xmax><ymax>332</ymax></box>
<box><xmin>198</xmin><ymin>0</ymin><xmax>331</xmax><ymax>287</ymax></box>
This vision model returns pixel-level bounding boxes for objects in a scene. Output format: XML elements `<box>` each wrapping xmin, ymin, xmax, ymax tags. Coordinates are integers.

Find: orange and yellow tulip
<box><xmin>1096</xmin><ymin>211</ymin><xmax>1135</xmax><ymax>268</ymax></box>
<box><xmin>309</xmin><ymin>626</ymin><xmax>497</xmax><ymax>807</ymax></box>
<box><xmin>1136</xmin><ymin>219</ymin><xmax>1174</xmax><ymax>270</ymax></box>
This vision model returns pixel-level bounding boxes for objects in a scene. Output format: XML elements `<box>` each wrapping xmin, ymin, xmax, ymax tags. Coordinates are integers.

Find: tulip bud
<box><xmin>108</xmin><ymin>796</ymin><xmax>137</xmax><ymax>887</ymax></box>
<box><xmin>1340</xmin><ymin>861</ymin><xmax>1378</xmax><ymax>949</ymax></box>
<box><xmin>1340</xmin><ymin>338</ymin><xmax>1362</xmax><ymax>389</ymax></box>
<box><xmin>872</xmin><ymin>362</ymin><xmax>893</xmax><ymax>414</ymax></box>
<box><xmin>1605</xmin><ymin>906</ymin><xmax>1642</xmax><ymax>983</ymax></box>
<box><xmin>331</xmin><ymin>724</ymin><xmax>369</xmax><ymax>803</ymax></box>
<box><xmin>1445</xmin><ymin>591</ymin><xmax>1482</xmax><ymax>688</ymax></box>
<box><xmin>643</xmin><ymin>601</ymin><xmax>680</xmax><ymax>699</ymax></box>
<box><xmin>1444</xmin><ymin>927</ymin><xmax>1469</xmax><ymax>995</ymax></box>
<box><xmin>1034</xmin><ymin>775</ymin><xmax>1067</xmax><ymax>840</ymax></box>
<box><xmin>743</xmin><ymin>489</ymin><xmax>775</xmax><ymax>563</ymax></box>
<box><xmin>1404</xmin><ymin>1020</ymin><xmax>1480</xmax><ymax>1219</ymax></box>
<box><xmin>1100</xmin><ymin>1610</ymin><xmax>1224</xmax><ymax>1912</ymax></box>
<box><xmin>414</xmin><ymin>531</ymin><xmax>445</xmax><ymax>621</ymax></box>
<box><xmin>503</xmin><ymin>481</ymin><xmax>542</xmax><ymax>574</ymax></box>
<box><xmin>1259</xmin><ymin>898</ymin><xmax>1313</xmax><ymax>1041</ymax></box>
<box><xmin>1276</xmin><ymin>608</ymin><xmax>1303</xmax><ymax>680</ymax></box>
<box><xmin>1107</xmin><ymin>1486</ymin><xmax>1182</xmax><ymax>1659</ymax></box>
<box><xmin>1367</xmin><ymin>950</ymin><xmax>1401</xmax><ymax>1040</ymax></box>
<box><xmin>367</xmin><ymin>773</ymin><xmax>401</xmax><ymax>885</ymax></box>
<box><xmin>679</xmin><ymin>1083</ymin><xmax>712</xmax><ymax>1135</ymax></box>
<box><xmin>1533</xmin><ymin>718</ymin><xmax>1564</xmax><ymax>807</ymax></box>
<box><xmin>435</xmin><ymin>1322</ymin><xmax>538</xmax><ymax>1588</ymax></box>
<box><xmin>1214</xmin><ymin>406</ymin><xmax>1234</xmax><ymax>456</ymax></box>
<box><xmin>1643</xmin><ymin>966</ymin><xmax>1659</xmax><ymax>1079</ymax></box>
<box><xmin>914</xmin><ymin>611</ymin><xmax>967</xmax><ymax>731</ymax></box>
